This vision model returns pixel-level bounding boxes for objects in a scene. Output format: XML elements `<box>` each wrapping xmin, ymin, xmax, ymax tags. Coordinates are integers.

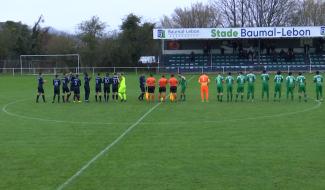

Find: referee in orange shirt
<box><xmin>158</xmin><ymin>75</ymin><xmax>168</xmax><ymax>102</ymax></box>
<box><xmin>146</xmin><ymin>74</ymin><xmax>156</xmax><ymax>102</ymax></box>
<box><xmin>199</xmin><ymin>73</ymin><xmax>210</xmax><ymax>102</ymax></box>
<box><xmin>169</xmin><ymin>74</ymin><xmax>179</xmax><ymax>102</ymax></box>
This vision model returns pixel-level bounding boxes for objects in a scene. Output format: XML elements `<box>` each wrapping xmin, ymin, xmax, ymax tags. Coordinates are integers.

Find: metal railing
<box><xmin>1</xmin><ymin>65</ymin><xmax>325</xmax><ymax>76</ymax></box>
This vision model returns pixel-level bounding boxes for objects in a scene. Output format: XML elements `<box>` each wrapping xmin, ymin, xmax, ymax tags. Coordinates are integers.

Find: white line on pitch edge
<box><xmin>56</xmin><ymin>75</ymin><xmax>194</xmax><ymax>190</ymax></box>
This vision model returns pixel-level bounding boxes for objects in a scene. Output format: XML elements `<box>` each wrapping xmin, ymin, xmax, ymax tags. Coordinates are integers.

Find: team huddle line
<box><xmin>210</xmin><ymin>70</ymin><xmax>323</xmax><ymax>102</ymax></box>
<box><xmin>36</xmin><ymin>72</ymin><xmax>126</xmax><ymax>103</ymax></box>
<box><xmin>35</xmin><ymin>71</ymin><xmax>324</xmax><ymax>103</ymax></box>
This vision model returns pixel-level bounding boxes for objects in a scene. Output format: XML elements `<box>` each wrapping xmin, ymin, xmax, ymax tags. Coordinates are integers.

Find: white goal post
<box><xmin>19</xmin><ymin>54</ymin><xmax>80</xmax><ymax>75</ymax></box>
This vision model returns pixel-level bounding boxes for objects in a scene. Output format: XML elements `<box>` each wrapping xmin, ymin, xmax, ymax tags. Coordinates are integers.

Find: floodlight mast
<box><xmin>19</xmin><ymin>54</ymin><xmax>80</xmax><ymax>75</ymax></box>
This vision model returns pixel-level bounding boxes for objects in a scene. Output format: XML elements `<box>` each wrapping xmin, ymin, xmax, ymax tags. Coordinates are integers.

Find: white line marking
<box><xmin>56</xmin><ymin>102</ymin><xmax>162</xmax><ymax>190</ymax></box>
<box><xmin>3</xmin><ymin>97</ymin><xmax>322</xmax><ymax>127</ymax></box>
<box><xmin>2</xmin><ymin>99</ymin><xmax>131</xmax><ymax>126</ymax></box>
<box><xmin>2</xmin><ymin>84</ymin><xmax>321</xmax><ymax>128</ymax></box>
<box><xmin>4</xmin><ymin>76</ymin><xmax>321</xmax><ymax>189</ymax></box>
<box><xmin>56</xmin><ymin>75</ymin><xmax>195</xmax><ymax>190</ymax></box>
<box><xmin>141</xmin><ymin>99</ymin><xmax>322</xmax><ymax>126</ymax></box>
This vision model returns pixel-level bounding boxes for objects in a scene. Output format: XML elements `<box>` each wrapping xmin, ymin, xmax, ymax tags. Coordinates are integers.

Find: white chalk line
<box><xmin>2</xmin><ymin>76</ymin><xmax>197</xmax><ymax>125</ymax></box>
<box><xmin>56</xmin><ymin>98</ymin><xmax>321</xmax><ymax>190</ymax></box>
<box><xmin>2</xmin><ymin>90</ymin><xmax>322</xmax><ymax>127</ymax></box>
<box><xmin>56</xmin><ymin>102</ymin><xmax>162</xmax><ymax>190</ymax></box>
<box><xmin>2</xmin><ymin>99</ymin><xmax>131</xmax><ymax>126</ymax></box>
<box><xmin>55</xmin><ymin>75</ymin><xmax>195</xmax><ymax>190</ymax></box>
<box><xmin>140</xmin><ymin>99</ymin><xmax>322</xmax><ymax>126</ymax></box>
<box><xmin>1</xmin><ymin>76</ymin><xmax>322</xmax><ymax>189</ymax></box>
<box><xmin>2</xmin><ymin>94</ymin><xmax>322</xmax><ymax>127</ymax></box>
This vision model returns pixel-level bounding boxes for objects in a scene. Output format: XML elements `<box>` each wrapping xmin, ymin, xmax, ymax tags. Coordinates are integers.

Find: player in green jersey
<box><xmin>118</xmin><ymin>73</ymin><xmax>127</xmax><ymax>102</ymax></box>
<box><xmin>246</xmin><ymin>71</ymin><xmax>256</xmax><ymax>102</ymax></box>
<box><xmin>261</xmin><ymin>70</ymin><xmax>270</xmax><ymax>101</ymax></box>
<box><xmin>274</xmin><ymin>71</ymin><xmax>284</xmax><ymax>101</ymax></box>
<box><xmin>296</xmin><ymin>72</ymin><xmax>307</xmax><ymax>102</ymax></box>
<box><xmin>286</xmin><ymin>72</ymin><xmax>295</xmax><ymax>101</ymax></box>
<box><xmin>236</xmin><ymin>72</ymin><xmax>246</xmax><ymax>102</ymax></box>
<box><xmin>225</xmin><ymin>72</ymin><xmax>234</xmax><ymax>102</ymax></box>
<box><xmin>313</xmin><ymin>71</ymin><xmax>323</xmax><ymax>101</ymax></box>
<box><xmin>215</xmin><ymin>74</ymin><xmax>224</xmax><ymax>102</ymax></box>
<box><xmin>178</xmin><ymin>73</ymin><xmax>187</xmax><ymax>101</ymax></box>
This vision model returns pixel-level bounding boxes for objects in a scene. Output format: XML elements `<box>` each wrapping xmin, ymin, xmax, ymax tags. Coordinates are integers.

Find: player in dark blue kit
<box><xmin>84</xmin><ymin>73</ymin><xmax>91</xmax><ymax>102</ymax></box>
<box><xmin>138</xmin><ymin>74</ymin><xmax>146</xmax><ymax>101</ymax></box>
<box><xmin>69</xmin><ymin>73</ymin><xmax>76</xmax><ymax>102</ymax></box>
<box><xmin>95</xmin><ymin>73</ymin><xmax>103</xmax><ymax>102</ymax></box>
<box><xmin>73</xmin><ymin>74</ymin><xmax>82</xmax><ymax>103</ymax></box>
<box><xmin>103</xmin><ymin>73</ymin><xmax>111</xmax><ymax>102</ymax></box>
<box><xmin>61</xmin><ymin>73</ymin><xmax>71</xmax><ymax>103</ymax></box>
<box><xmin>52</xmin><ymin>74</ymin><xmax>61</xmax><ymax>103</ymax></box>
<box><xmin>36</xmin><ymin>73</ymin><xmax>46</xmax><ymax>103</ymax></box>
<box><xmin>111</xmin><ymin>73</ymin><xmax>120</xmax><ymax>101</ymax></box>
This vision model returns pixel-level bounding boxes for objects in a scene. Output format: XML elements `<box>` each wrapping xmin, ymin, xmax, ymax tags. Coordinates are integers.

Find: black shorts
<box><xmin>84</xmin><ymin>86</ymin><xmax>90</xmax><ymax>93</ymax></box>
<box><xmin>112</xmin><ymin>85</ymin><xmax>118</xmax><ymax>93</ymax></box>
<box><xmin>147</xmin><ymin>86</ymin><xmax>155</xmax><ymax>93</ymax></box>
<box><xmin>159</xmin><ymin>87</ymin><xmax>166</xmax><ymax>93</ymax></box>
<box><xmin>74</xmin><ymin>88</ymin><xmax>80</xmax><ymax>94</ymax></box>
<box><xmin>54</xmin><ymin>88</ymin><xmax>60</xmax><ymax>95</ymax></box>
<box><xmin>63</xmin><ymin>86</ymin><xmax>70</xmax><ymax>94</ymax></box>
<box><xmin>170</xmin><ymin>86</ymin><xmax>177</xmax><ymax>93</ymax></box>
<box><xmin>140</xmin><ymin>85</ymin><xmax>145</xmax><ymax>93</ymax></box>
<box><xmin>38</xmin><ymin>87</ymin><xmax>44</xmax><ymax>94</ymax></box>
<box><xmin>104</xmin><ymin>86</ymin><xmax>110</xmax><ymax>93</ymax></box>
<box><xmin>70</xmin><ymin>86</ymin><xmax>75</xmax><ymax>92</ymax></box>
<box><xmin>95</xmin><ymin>86</ymin><xmax>102</xmax><ymax>93</ymax></box>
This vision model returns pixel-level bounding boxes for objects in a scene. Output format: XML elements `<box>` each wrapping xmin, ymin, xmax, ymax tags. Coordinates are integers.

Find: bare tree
<box><xmin>214</xmin><ymin>0</ymin><xmax>246</xmax><ymax>27</ymax></box>
<box><xmin>242</xmin><ymin>0</ymin><xmax>297</xmax><ymax>26</ymax></box>
<box><xmin>160</xmin><ymin>2</ymin><xmax>222</xmax><ymax>28</ymax></box>
<box><xmin>160</xmin><ymin>15</ymin><xmax>174</xmax><ymax>28</ymax></box>
<box><xmin>291</xmin><ymin>0</ymin><xmax>325</xmax><ymax>26</ymax></box>
<box><xmin>211</xmin><ymin>0</ymin><xmax>298</xmax><ymax>27</ymax></box>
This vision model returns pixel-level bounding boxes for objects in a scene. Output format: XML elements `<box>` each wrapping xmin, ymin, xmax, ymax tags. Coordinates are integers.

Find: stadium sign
<box><xmin>153</xmin><ymin>26</ymin><xmax>325</xmax><ymax>40</ymax></box>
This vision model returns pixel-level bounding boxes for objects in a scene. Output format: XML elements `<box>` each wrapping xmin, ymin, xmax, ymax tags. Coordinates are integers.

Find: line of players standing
<box><xmin>137</xmin><ymin>73</ymin><xmax>187</xmax><ymax>102</ymax></box>
<box><xmin>36</xmin><ymin>72</ymin><xmax>121</xmax><ymax>103</ymax></box>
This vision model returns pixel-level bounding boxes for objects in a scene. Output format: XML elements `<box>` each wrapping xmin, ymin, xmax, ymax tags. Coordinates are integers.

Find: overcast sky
<box><xmin>1</xmin><ymin>0</ymin><xmax>209</xmax><ymax>33</ymax></box>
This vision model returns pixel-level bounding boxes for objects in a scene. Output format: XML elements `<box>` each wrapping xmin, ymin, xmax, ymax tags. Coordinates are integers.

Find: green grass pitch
<box><xmin>0</xmin><ymin>73</ymin><xmax>325</xmax><ymax>190</ymax></box>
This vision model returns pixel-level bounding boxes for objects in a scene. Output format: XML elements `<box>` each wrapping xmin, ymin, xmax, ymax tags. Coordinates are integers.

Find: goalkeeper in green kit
<box><xmin>225</xmin><ymin>72</ymin><xmax>234</xmax><ymax>102</ymax></box>
<box><xmin>215</xmin><ymin>74</ymin><xmax>224</xmax><ymax>102</ymax></box>
<box><xmin>296</xmin><ymin>72</ymin><xmax>307</xmax><ymax>102</ymax></box>
<box><xmin>274</xmin><ymin>71</ymin><xmax>284</xmax><ymax>101</ymax></box>
<box><xmin>246</xmin><ymin>71</ymin><xmax>256</xmax><ymax>102</ymax></box>
<box><xmin>261</xmin><ymin>70</ymin><xmax>270</xmax><ymax>101</ymax></box>
<box><xmin>314</xmin><ymin>71</ymin><xmax>323</xmax><ymax>102</ymax></box>
<box><xmin>118</xmin><ymin>73</ymin><xmax>127</xmax><ymax>102</ymax></box>
<box><xmin>286</xmin><ymin>72</ymin><xmax>295</xmax><ymax>101</ymax></box>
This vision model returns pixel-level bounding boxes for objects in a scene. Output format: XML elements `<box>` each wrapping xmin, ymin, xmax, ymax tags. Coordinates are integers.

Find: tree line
<box><xmin>1</xmin><ymin>0</ymin><xmax>324</xmax><ymax>67</ymax></box>
<box><xmin>0</xmin><ymin>14</ymin><xmax>160</xmax><ymax>67</ymax></box>
<box><xmin>161</xmin><ymin>0</ymin><xmax>325</xmax><ymax>27</ymax></box>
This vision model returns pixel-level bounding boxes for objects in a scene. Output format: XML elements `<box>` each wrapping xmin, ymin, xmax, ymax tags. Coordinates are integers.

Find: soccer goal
<box><xmin>19</xmin><ymin>54</ymin><xmax>80</xmax><ymax>75</ymax></box>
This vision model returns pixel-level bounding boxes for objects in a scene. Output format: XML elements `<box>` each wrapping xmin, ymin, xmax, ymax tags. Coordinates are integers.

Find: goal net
<box><xmin>19</xmin><ymin>54</ymin><xmax>80</xmax><ymax>75</ymax></box>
